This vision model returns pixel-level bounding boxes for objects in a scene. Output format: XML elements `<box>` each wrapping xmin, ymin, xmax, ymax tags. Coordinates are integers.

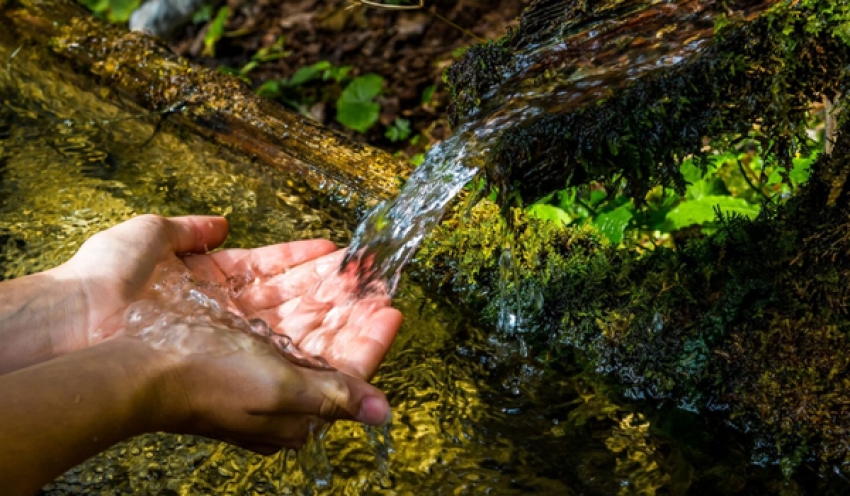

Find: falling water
<box><xmin>342</xmin><ymin>0</ymin><xmax>778</xmax><ymax>318</ymax></box>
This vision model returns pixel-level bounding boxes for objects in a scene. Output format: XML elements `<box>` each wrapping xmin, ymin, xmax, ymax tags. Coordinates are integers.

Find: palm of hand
<box><xmin>68</xmin><ymin>215</ymin><xmax>400</xmax><ymax>381</ymax></box>
<box><xmin>183</xmin><ymin>244</ymin><xmax>401</xmax><ymax>379</ymax></box>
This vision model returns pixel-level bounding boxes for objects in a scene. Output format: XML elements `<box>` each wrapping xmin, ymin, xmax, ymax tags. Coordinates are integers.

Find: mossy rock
<box><xmin>446</xmin><ymin>0</ymin><xmax>850</xmax><ymax>206</ymax></box>
<box><xmin>415</xmin><ymin>113</ymin><xmax>850</xmax><ymax>471</ymax></box>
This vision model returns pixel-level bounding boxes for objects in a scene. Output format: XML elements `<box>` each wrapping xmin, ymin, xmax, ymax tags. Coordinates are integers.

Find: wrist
<box><xmin>98</xmin><ymin>338</ymin><xmax>193</xmax><ymax>434</ymax></box>
<box><xmin>118</xmin><ymin>339</ymin><xmax>194</xmax><ymax>434</ymax></box>
<box><xmin>0</xmin><ymin>268</ymin><xmax>88</xmax><ymax>374</ymax></box>
<box><xmin>44</xmin><ymin>264</ymin><xmax>93</xmax><ymax>353</ymax></box>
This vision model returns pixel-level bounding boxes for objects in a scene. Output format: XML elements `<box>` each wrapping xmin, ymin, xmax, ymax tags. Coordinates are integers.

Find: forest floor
<box><xmin>168</xmin><ymin>0</ymin><xmax>529</xmax><ymax>159</ymax></box>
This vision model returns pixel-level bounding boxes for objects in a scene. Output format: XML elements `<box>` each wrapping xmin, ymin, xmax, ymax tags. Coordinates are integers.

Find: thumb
<box><xmin>161</xmin><ymin>215</ymin><xmax>229</xmax><ymax>254</ymax></box>
<box><xmin>296</xmin><ymin>368</ymin><xmax>391</xmax><ymax>426</ymax></box>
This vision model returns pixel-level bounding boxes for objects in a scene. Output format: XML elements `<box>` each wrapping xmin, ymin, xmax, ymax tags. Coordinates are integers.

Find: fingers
<box><xmin>277</xmin><ymin>366</ymin><xmax>390</xmax><ymax>426</ymax></box>
<box><xmin>161</xmin><ymin>216</ymin><xmax>230</xmax><ymax>254</ymax></box>
<box><xmin>210</xmin><ymin>240</ymin><xmax>338</xmax><ymax>279</ymax></box>
<box><xmin>298</xmin><ymin>306</ymin><xmax>403</xmax><ymax>379</ymax></box>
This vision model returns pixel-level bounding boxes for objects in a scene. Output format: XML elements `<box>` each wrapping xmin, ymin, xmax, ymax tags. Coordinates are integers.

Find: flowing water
<box><xmin>341</xmin><ymin>0</ymin><xmax>778</xmax><ymax>302</ymax></box>
<box><xmin>0</xmin><ymin>3</ymin><xmax>841</xmax><ymax>494</ymax></box>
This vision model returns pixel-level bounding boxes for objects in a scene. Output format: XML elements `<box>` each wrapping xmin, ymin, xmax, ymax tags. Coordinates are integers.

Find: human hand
<box><xmin>182</xmin><ymin>246</ymin><xmax>402</xmax><ymax>379</ymax></box>
<box><xmin>0</xmin><ymin>336</ymin><xmax>393</xmax><ymax>495</ymax></box>
<box><xmin>57</xmin><ymin>214</ymin><xmax>402</xmax><ymax>379</ymax></box>
<box><xmin>154</xmin><ymin>336</ymin><xmax>392</xmax><ymax>453</ymax></box>
<box><xmin>46</xmin><ymin>213</ymin><xmax>402</xmax><ymax>456</ymax></box>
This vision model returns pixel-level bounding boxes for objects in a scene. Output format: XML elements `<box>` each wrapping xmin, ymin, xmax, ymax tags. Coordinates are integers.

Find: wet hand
<box><xmin>58</xmin><ymin>214</ymin><xmax>402</xmax><ymax>384</ymax></box>
<box><xmin>155</xmin><ymin>337</ymin><xmax>391</xmax><ymax>453</ymax></box>
<box><xmin>184</xmin><ymin>247</ymin><xmax>403</xmax><ymax>380</ymax></box>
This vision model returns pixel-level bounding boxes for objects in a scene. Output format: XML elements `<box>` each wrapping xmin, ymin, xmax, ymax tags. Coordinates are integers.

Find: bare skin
<box><xmin>0</xmin><ymin>215</ymin><xmax>403</xmax><ymax>495</ymax></box>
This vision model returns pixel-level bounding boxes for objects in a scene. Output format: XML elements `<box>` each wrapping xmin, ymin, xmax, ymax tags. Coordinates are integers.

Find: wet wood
<box><xmin>1</xmin><ymin>0</ymin><xmax>412</xmax><ymax>209</ymax></box>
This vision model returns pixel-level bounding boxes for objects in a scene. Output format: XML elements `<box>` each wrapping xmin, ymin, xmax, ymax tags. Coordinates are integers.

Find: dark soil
<box><xmin>169</xmin><ymin>0</ymin><xmax>529</xmax><ymax>155</ymax></box>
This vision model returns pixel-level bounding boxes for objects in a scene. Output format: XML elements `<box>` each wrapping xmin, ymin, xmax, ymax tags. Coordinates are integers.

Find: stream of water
<box><xmin>341</xmin><ymin>0</ymin><xmax>778</xmax><ymax>328</ymax></box>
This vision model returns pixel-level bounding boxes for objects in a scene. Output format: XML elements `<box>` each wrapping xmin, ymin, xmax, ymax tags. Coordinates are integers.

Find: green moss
<box><xmin>414</xmin><ymin>117</ymin><xmax>850</xmax><ymax>471</ymax></box>
<box><xmin>446</xmin><ymin>0</ymin><xmax>850</xmax><ymax>205</ymax></box>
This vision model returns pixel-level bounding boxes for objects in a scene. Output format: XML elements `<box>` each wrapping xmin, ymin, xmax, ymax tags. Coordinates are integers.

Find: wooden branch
<box><xmin>1</xmin><ymin>0</ymin><xmax>412</xmax><ymax>209</ymax></box>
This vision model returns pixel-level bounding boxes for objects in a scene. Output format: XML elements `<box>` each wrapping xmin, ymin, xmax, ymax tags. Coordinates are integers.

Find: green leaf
<box><xmin>192</xmin><ymin>3</ymin><xmax>214</xmax><ymax>23</ymax></box>
<box><xmin>256</xmin><ymin>80</ymin><xmax>282</xmax><ymax>98</ymax></box>
<box><xmin>680</xmin><ymin>158</ymin><xmax>704</xmax><ymax>184</ymax></box>
<box><xmin>77</xmin><ymin>0</ymin><xmax>108</xmax><ymax>13</ymax></box>
<box><xmin>203</xmin><ymin>6</ymin><xmax>230</xmax><ymax>58</ymax></box>
<box><xmin>336</xmin><ymin>74</ymin><xmax>384</xmax><ymax>133</ymax></box>
<box><xmin>106</xmin><ymin>0</ymin><xmax>140</xmax><ymax>22</ymax></box>
<box><xmin>528</xmin><ymin>204</ymin><xmax>572</xmax><ymax>227</ymax></box>
<box><xmin>421</xmin><ymin>84</ymin><xmax>437</xmax><ymax>105</ymax></box>
<box><xmin>589</xmin><ymin>190</ymin><xmax>607</xmax><ymax>206</ymax></box>
<box><xmin>337</xmin><ymin>101</ymin><xmax>381</xmax><ymax>133</ymax></box>
<box><xmin>339</xmin><ymin>74</ymin><xmax>384</xmax><ymax>103</ymax></box>
<box><xmin>665</xmin><ymin>195</ymin><xmax>760</xmax><ymax>230</ymax></box>
<box><xmin>323</xmin><ymin>65</ymin><xmax>352</xmax><ymax>83</ymax></box>
<box><xmin>789</xmin><ymin>155</ymin><xmax>814</xmax><ymax>186</ymax></box>
<box><xmin>385</xmin><ymin>118</ymin><xmax>411</xmax><ymax>142</ymax></box>
<box><xmin>593</xmin><ymin>204</ymin><xmax>634</xmax><ymax>244</ymax></box>
<box><xmin>286</xmin><ymin>61</ymin><xmax>331</xmax><ymax>87</ymax></box>
<box><xmin>686</xmin><ymin>177</ymin><xmax>729</xmax><ymax>200</ymax></box>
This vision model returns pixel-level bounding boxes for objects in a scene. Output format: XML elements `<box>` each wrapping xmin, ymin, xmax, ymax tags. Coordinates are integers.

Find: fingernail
<box><xmin>357</xmin><ymin>396</ymin><xmax>391</xmax><ymax>426</ymax></box>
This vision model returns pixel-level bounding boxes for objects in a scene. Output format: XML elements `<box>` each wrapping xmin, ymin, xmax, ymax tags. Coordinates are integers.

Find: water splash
<box><xmin>296</xmin><ymin>425</ymin><xmax>334</xmax><ymax>490</ymax></box>
<box><xmin>341</xmin><ymin>130</ymin><xmax>481</xmax><ymax>296</ymax></box>
<box><xmin>366</xmin><ymin>421</ymin><xmax>395</xmax><ymax>489</ymax></box>
<box><xmin>123</xmin><ymin>258</ymin><xmax>334</xmax><ymax>370</ymax></box>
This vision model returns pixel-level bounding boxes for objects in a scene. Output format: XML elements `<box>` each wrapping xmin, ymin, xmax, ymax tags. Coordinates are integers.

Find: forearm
<box><xmin>0</xmin><ymin>268</ymin><xmax>85</xmax><ymax>374</ymax></box>
<box><xmin>0</xmin><ymin>338</ymin><xmax>178</xmax><ymax>495</ymax></box>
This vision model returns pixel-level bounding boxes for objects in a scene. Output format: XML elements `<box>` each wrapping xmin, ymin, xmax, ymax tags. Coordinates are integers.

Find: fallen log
<box><xmin>0</xmin><ymin>0</ymin><xmax>412</xmax><ymax>211</ymax></box>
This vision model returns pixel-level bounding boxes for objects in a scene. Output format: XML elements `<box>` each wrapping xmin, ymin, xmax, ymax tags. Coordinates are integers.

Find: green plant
<box><xmin>385</xmin><ymin>118</ymin><xmax>411</xmax><ymax>142</ymax></box>
<box><xmin>202</xmin><ymin>6</ymin><xmax>230</xmax><ymax>58</ymax></box>
<box><xmin>527</xmin><ymin>143</ymin><xmax>818</xmax><ymax>245</ymax></box>
<box><xmin>77</xmin><ymin>0</ymin><xmax>139</xmax><ymax>22</ymax></box>
<box><xmin>336</xmin><ymin>74</ymin><xmax>385</xmax><ymax>133</ymax></box>
<box><xmin>257</xmin><ymin>63</ymin><xmax>384</xmax><ymax>133</ymax></box>
<box><xmin>192</xmin><ymin>3</ymin><xmax>215</xmax><ymax>24</ymax></box>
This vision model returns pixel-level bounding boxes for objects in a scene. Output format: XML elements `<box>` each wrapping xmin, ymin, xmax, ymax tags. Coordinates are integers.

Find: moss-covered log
<box><xmin>0</xmin><ymin>0</ymin><xmax>411</xmax><ymax>210</ymax></box>
<box><xmin>447</xmin><ymin>0</ymin><xmax>849</xmax><ymax>205</ymax></box>
<box><xmin>415</xmin><ymin>104</ymin><xmax>850</xmax><ymax>470</ymax></box>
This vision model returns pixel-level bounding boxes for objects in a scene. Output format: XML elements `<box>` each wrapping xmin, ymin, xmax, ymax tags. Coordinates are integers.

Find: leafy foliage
<box><xmin>415</xmin><ymin>129</ymin><xmax>850</xmax><ymax>473</ymax></box>
<box><xmin>252</xmin><ymin>61</ymin><xmax>387</xmax><ymax>134</ymax></box>
<box><xmin>76</xmin><ymin>0</ymin><xmax>139</xmax><ymax>22</ymax></box>
<box><xmin>448</xmin><ymin>0</ymin><xmax>847</xmax><ymax>213</ymax></box>
<box><xmin>528</xmin><ymin>144</ymin><xmax>818</xmax><ymax>245</ymax></box>
<box><xmin>336</xmin><ymin>74</ymin><xmax>384</xmax><ymax>133</ymax></box>
<box><xmin>435</xmin><ymin>0</ymin><xmax>850</xmax><ymax>476</ymax></box>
